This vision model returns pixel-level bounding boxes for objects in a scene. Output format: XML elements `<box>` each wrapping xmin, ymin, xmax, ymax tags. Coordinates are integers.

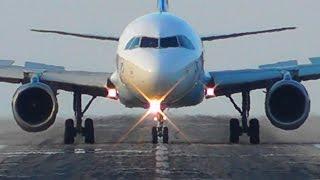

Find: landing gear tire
<box><xmin>84</xmin><ymin>118</ymin><xmax>95</xmax><ymax>144</ymax></box>
<box><xmin>248</xmin><ymin>119</ymin><xmax>260</xmax><ymax>144</ymax></box>
<box><xmin>64</xmin><ymin>119</ymin><xmax>75</xmax><ymax>144</ymax></box>
<box><xmin>152</xmin><ymin>127</ymin><xmax>158</xmax><ymax>144</ymax></box>
<box><xmin>163</xmin><ymin>127</ymin><xmax>169</xmax><ymax>144</ymax></box>
<box><xmin>229</xmin><ymin>118</ymin><xmax>241</xmax><ymax>144</ymax></box>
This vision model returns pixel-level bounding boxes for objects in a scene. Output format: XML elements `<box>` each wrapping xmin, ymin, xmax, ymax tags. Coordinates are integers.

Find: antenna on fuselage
<box><xmin>157</xmin><ymin>0</ymin><xmax>169</xmax><ymax>12</ymax></box>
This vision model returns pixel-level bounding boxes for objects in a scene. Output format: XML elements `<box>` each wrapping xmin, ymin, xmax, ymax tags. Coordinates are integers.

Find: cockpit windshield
<box><xmin>141</xmin><ymin>37</ymin><xmax>158</xmax><ymax>48</ymax></box>
<box><xmin>125</xmin><ymin>35</ymin><xmax>195</xmax><ymax>50</ymax></box>
<box><xmin>160</xmin><ymin>36</ymin><xmax>179</xmax><ymax>48</ymax></box>
<box><xmin>125</xmin><ymin>37</ymin><xmax>140</xmax><ymax>49</ymax></box>
<box><xmin>177</xmin><ymin>35</ymin><xmax>195</xmax><ymax>50</ymax></box>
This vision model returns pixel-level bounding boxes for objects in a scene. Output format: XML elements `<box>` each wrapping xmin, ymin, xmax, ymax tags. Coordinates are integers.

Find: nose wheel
<box><xmin>152</xmin><ymin>113</ymin><xmax>169</xmax><ymax>144</ymax></box>
<box><xmin>152</xmin><ymin>127</ymin><xmax>158</xmax><ymax>144</ymax></box>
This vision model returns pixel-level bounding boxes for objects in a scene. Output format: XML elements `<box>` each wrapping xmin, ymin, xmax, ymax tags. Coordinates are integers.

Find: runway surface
<box><xmin>0</xmin><ymin>114</ymin><xmax>319</xmax><ymax>179</ymax></box>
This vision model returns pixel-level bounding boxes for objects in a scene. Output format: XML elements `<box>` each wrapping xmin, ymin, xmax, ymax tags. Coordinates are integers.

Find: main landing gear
<box><xmin>64</xmin><ymin>91</ymin><xmax>96</xmax><ymax>144</ymax></box>
<box><xmin>152</xmin><ymin>113</ymin><xmax>169</xmax><ymax>144</ymax></box>
<box><xmin>227</xmin><ymin>91</ymin><xmax>260</xmax><ymax>144</ymax></box>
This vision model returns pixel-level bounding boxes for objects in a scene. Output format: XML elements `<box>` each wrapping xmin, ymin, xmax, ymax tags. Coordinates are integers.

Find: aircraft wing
<box><xmin>201</xmin><ymin>27</ymin><xmax>296</xmax><ymax>41</ymax></box>
<box><xmin>205</xmin><ymin>57</ymin><xmax>320</xmax><ymax>96</ymax></box>
<box><xmin>0</xmin><ymin>60</ymin><xmax>111</xmax><ymax>97</ymax></box>
<box><xmin>31</xmin><ymin>29</ymin><xmax>119</xmax><ymax>42</ymax></box>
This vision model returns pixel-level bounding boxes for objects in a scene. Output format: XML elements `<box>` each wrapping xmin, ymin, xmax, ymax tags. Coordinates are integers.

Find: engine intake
<box><xmin>12</xmin><ymin>83</ymin><xmax>58</xmax><ymax>132</ymax></box>
<box><xmin>265</xmin><ymin>80</ymin><xmax>310</xmax><ymax>130</ymax></box>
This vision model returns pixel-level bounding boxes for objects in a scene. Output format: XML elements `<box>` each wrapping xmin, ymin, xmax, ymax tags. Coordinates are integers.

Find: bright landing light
<box><xmin>149</xmin><ymin>100</ymin><xmax>162</xmax><ymax>113</ymax></box>
<box><xmin>107</xmin><ymin>88</ymin><xmax>118</xmax><ymax>99</ymax></box>
<box><xmin>206</xmin><ymin>87</ymin><xmax>215</xmax><ymax>97</ymax></box>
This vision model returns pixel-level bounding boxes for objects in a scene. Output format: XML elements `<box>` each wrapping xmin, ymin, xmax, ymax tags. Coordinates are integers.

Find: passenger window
<box><xmin>178</xmin><ymin>36</ymin><xmax>195</xmax><ymax>50</ymax></box>
<box><xmin>140</xmin><ymin>37</ymin><xmax>159</xmax><ymax>48</ymax></box>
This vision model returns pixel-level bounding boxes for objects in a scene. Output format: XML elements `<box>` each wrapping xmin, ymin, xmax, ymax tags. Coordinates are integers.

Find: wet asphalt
<box><xmin>0</xmin><ymin>114</ymin><xmax>319</xmax><ymax>179</ymax></box>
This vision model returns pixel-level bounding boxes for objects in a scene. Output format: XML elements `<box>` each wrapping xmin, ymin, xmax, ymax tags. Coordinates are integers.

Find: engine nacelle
<box><xmin>265</xmin><ymin>80</ymin><xmax>310</xmax><ymax>130</ymax></box>
<box><xmin>12</xmin><ymin>83</ymin><xmax>58</xmax><ymax>132</ymax></box>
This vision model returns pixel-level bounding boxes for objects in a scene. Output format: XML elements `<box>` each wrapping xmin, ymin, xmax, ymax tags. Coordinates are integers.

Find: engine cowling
<box><xmin>12</xmin><ymin>83</ymin><xmax>58</xmax><ymax>132</ymax></box>
<box><xmin>265</xmin><ymin>80</ymin><xmax>310</xmax><ymax>130</ymax></box>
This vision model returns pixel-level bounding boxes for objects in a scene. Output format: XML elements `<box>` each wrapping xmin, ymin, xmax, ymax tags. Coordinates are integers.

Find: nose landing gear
<box><xmin>152</xmin><ymin>113</ymin><xmax>169</xmax><ymax>144</ymax></box>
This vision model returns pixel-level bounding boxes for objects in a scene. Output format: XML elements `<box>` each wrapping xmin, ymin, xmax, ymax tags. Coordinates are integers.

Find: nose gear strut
<box><xmin>152</xmin><ymin>113</ymin><xmax>169</xmax><ymax>144</ymax></box>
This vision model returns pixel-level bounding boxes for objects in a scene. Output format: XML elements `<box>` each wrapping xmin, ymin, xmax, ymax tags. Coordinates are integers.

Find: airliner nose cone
<box><xmin>120</xmin><ymin>51</ymin><xmax>198</xmax><ymax>103</ymax></box>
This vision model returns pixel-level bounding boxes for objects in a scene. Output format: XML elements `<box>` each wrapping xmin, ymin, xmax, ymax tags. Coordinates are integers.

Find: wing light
<box><xmin>107</xmin><ymin>88</ymin><xmax>119</xmax><ymax>100</ymax></box>
<box><xmin>205</xmin><ymin>87</ymin><xmax>216</xmax><ymax>98</ymax></box>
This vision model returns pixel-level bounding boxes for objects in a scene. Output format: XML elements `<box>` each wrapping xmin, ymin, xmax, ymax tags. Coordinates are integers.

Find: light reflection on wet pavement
<box><xmin>0</xmin><ymin>115</ymin><xmax>319</xmax><ymax>179</ymax></box>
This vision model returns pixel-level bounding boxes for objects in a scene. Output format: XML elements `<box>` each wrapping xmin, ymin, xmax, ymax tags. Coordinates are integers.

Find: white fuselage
<box><xmin>110</xmin><ymin>12</ymin><xmax>205</xmax><ymax>108</ymax></box>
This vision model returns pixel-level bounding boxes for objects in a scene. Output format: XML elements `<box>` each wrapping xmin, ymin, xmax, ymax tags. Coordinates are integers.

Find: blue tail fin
<box><xmin>157</xmin><ymin>0</ymin><xmax>169</xmax><ymax>12</ymax></box>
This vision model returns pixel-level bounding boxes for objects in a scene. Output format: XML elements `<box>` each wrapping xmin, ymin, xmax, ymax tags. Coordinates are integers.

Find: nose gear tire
<box><xmin>152</xmin><ymin>126</ymin><xmax>158</xmax><ymax>144</ymax></box>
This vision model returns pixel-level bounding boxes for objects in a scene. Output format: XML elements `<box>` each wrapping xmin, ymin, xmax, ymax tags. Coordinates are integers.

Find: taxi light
<box><xmin>149</xmin><ymin>100</ymin><xmax>162</xmax><ymax>113</ymax></box>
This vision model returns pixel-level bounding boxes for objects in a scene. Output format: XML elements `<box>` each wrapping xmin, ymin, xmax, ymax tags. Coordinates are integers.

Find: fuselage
<box><xmin>110</xmin><ymin>12</ymin><xmax>205</xmax><ymax>108</ymax></box>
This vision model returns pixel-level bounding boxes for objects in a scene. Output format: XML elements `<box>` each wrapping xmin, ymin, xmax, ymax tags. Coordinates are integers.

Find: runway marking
<box><xmin>155</xmin><ymin>140</ymin><xmax>170</xmax><ymax>178</ymax></box>
<box><xmin>0</xmin><ymin>150</ymin><xmax>63</xmax><ymax>156</ymax></box>
<box><xmin>74</xmin><ymin>149</ymin><xmax>85</xmax><ymax>154</ymax></box>
<box><xmin>0</xmin><ymin>147</ymin><xmax>153</xmax><ymax>157</ymax></box>
<box><xmin>0</xmin><ymin>175</ymin><xmax>32</xmax><ymax>178</ymax></box>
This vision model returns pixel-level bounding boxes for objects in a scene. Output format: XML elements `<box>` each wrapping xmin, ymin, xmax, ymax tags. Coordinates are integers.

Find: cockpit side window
<box><xmin>178</xmin><ymin>36</ymin><xmax>195</xmax><ymax>50</ymax></box>
<box><xmin>125</xmin><ymin>38</ymin><xmax>134</xmax><ymax>49</ymax></box>
<box><xmin>140</xmin><ymin>37</ymin><xmax>159</xmax><ymax>48</ymax></box>
<box><xmin>125</xmin><ymin>37</ymin><xmax>141</xmax><ymax>50</ymax></box>
<box><xmin>160</xmin><ymin>36</ymin><xmax>179</xmax><ymax>48</ymax></box>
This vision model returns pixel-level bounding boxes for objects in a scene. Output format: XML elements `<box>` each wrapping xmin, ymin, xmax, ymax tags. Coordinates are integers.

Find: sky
<box><xmin>0</xmin><ymin>0</ymin><xmax>320</xmax><ymax>119</ymax></box>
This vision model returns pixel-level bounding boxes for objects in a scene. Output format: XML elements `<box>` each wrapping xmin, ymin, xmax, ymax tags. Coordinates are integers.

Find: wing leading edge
<box><xmin>31</xmin><ymin>29</ymin><xmax>119</xmax><ymax>42</ymax></box>
<box><xmin>0</xmin><ymin>60</ymin><xmax>111</xmax><ymax>97</ymax></box>
<box><xmin>206</xmin><ymin>57</ymin><xmax>320</xmax><ymax>97</ymax></box>
<box><xmin>201</xmin><ymin>27</ymin><xmax>296</xmax><ymax>41</ymax></box>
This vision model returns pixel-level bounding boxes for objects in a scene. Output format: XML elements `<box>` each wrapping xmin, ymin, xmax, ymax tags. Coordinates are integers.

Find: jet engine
<box><xmin>12</xmin><ymin>83</ymin><xmax>58</xmax><ymax>132</ymax></box>
<box><xmin>265</xmin><ymin>80</ymin><xmax>310</xmax><ymax>130</ymax></box>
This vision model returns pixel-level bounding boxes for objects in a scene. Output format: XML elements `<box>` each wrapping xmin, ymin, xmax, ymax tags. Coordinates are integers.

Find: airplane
<box><xmin>0</xmin><ymin>0</ymin><xmax>318</xmax><ymax>145</ymax></box>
